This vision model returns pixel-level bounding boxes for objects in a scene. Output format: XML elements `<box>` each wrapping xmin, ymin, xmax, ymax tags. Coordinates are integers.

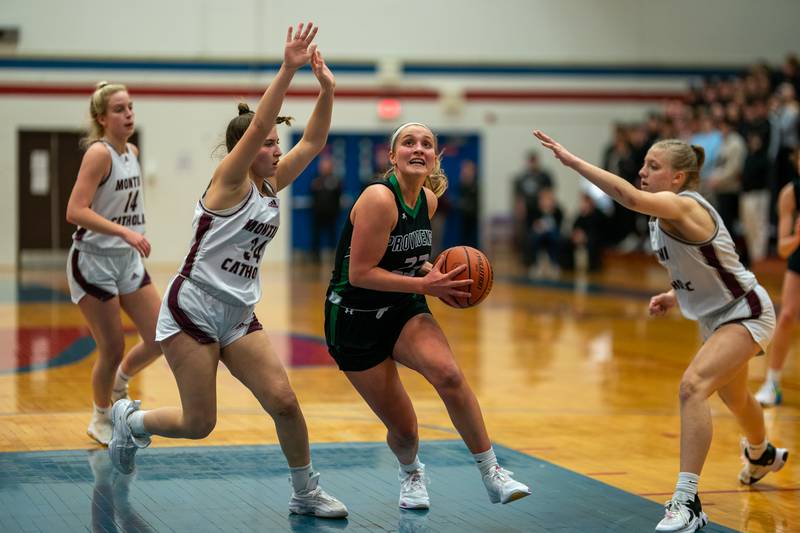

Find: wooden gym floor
<box><xmin>0</xmin><ymin>251</ymin><xmax>796</xmax><ymax>532</ymax></box>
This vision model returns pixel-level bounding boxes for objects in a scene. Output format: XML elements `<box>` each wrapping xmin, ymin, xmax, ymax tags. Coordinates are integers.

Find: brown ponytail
<box><xmin>224</xmin><ymin>102</ymin><xmax>294</xmax><ymax>152</ymax></box>
<box><xmin>691</xmin><ymin>144</ymin><xmax>705</xmax><ymax>172</ymax></box>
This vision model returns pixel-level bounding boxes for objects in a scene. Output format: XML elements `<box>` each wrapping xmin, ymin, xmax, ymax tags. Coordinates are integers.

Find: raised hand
<box><xmin>311</xmin><ymin>48</ymin><xmax>335</xmax><ymax>91</ymax></box>
<box><xmin>284</xmin><ymin>22</ymin><xmax>318</xmax><ymax>70</ymax></box>
<box><xmin>533</xmin><ymin>129</ymin><xmax>581</xmax><ymax>168</ymax></box>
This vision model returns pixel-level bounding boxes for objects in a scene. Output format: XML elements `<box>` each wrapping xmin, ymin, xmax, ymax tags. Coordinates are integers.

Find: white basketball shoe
<box><xmin>87</xmin><ymin>410</ymin><xmax>112</xmax><ymax>446</ymax></box>
<box><xmin>108</xmin><ymin>399</ymin><xmax>150</xmax><ymax>475</ymax></box>
<box><xmin>655</xmin><ymin>495</ymin><xmax>708</xmax><ymax>532</ymax></box>
<box><xmin>399</xmin><ymin>466</ymin><xmax>430</xmax><ymax>510</ymax></box>
<box><xmin>289</xmin><ymin>472</ymin><xmax>348</xmax><ymax>518</ymax></box>
<box><xmin>739</xmin><ymin>439</ymin><xmax>789</xmax><ymax>485</ymax></box>
<box><xmin>482</xmin><ymin>465</ymin><xmax>531</xmax><ymax>504</ymax></box>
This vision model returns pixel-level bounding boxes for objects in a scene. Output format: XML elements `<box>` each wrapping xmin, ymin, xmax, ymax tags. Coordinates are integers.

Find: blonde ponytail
<box><xmin>424</xmin><ymin>152</ymin><xmax>448</xmax><ymax>197</ymax></box>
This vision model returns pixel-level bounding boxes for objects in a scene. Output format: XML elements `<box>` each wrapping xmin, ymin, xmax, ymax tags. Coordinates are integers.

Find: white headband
<box><xmin>390</xmin><ymin>122</ymin><xmax>431</xmax><ymax>148</ymax></box>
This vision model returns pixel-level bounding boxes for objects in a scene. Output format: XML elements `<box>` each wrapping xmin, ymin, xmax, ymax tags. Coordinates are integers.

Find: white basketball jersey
<box><xmin>649</xmin><ymin>190</ymin><xmax>756</xmax><ymax>320</ymax></box>
<box><xmin>73</xmin><ymin>141</ymin><xmax>145</xmax><ymax>250</ymax></box>
<box><xmin>178</xmin><ymin>180</ymin><xmax>280</xmax><ymax>306</ymax></box>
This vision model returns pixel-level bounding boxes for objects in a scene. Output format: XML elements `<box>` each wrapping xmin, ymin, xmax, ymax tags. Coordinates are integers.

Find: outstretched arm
<box><xmin>213</xmin><ymin>23</ymin><xmax>318</xmax><ymax>192</ymax></box>
<box><xmin>273</xmin><ymin>49</ymin><xmax>336</xmax><ymax>191</ymax></box>
<box><xmin>532</xmin><ymin>129</ymin><xmax>686</xmax><ymax>221</ymax></box>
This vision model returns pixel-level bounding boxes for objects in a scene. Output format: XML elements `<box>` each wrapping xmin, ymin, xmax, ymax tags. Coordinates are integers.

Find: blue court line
<box><xmin>0</xmin><ymin>57</ymin><xmax>374</xmax><ymax>74</ymax></box>
<box><xmin>1</xmin><ymin>326</ymin><xmax>334</xmax><ymax>376</ymax></box>
<box><xmin>0</xmin><ymin>440</ymin><xmax>739</xmax><ymax>532</ymax></box>
<box><xmin>3</xmin><ymin>336</ymin><xmax>97</xmax><ymax>376</ymax></box>
<box><xmin>0</xmin><ymin>283</ymin><xmax>94</xmax><ymax>376</ymax></box>
<box><xmin>0</xmin><ymin>282</ymin><xmax>71</xmax><ymax>304</ymax></box>
<box><xmin>0</xmin><ymin>276</ymin><xmax>652</xmax><ymax>378</ymax></box>
<box><xmin>1</xmin><ymin>332</ymin><xmax>339</xmax><ymax>375</ymax></box>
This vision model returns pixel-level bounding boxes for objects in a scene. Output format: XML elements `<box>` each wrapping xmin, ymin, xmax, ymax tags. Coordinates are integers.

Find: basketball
<box><xmin>436</xmin><ymin>246</ymin><xmax>494</xmax><ymax>308</ymax></box>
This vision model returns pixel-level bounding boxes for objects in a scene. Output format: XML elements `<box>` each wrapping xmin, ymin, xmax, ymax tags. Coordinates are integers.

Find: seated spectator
<box><xmin>524</xmin><ymin>187</ymin><xmax>563</xmax><ymax>278</ymax></box>
<box><xmin>513</xmin><ymin>151</ymin><xmax>553</xmax><ymax>261</ymax></box>
<box><xmin>560</xmin><ymin>192</ymin><xmax>609</xmax><ymax>273</ymax></box>
<box><xmin>602</xmin><ymin>124</ymin><xmax>639</xmax><ymax>248</ymax></box>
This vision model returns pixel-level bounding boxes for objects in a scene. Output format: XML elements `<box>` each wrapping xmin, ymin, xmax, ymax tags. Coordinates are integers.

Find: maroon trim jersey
<box><xmin>649</xmin><ymin>190</ymin><xmax>757</xmax><ymax>319</ymax></box>
<box><xmin>73</xmin><ymin>140</ymin><xmax>145</xmax><ymax>250</ymax></box>
<box><xmin>178</xmin><ymin>180</ymin><xmax>280</xmax><ymax>306</ymax></box>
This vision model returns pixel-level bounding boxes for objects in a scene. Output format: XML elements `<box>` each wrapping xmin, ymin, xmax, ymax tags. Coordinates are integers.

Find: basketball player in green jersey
<box><xmin>755</xmin><ymin>146</ymin><xmax>800</xmax><ymax>407</ymax></box>
<box><xmin>324</xmin><ymin>122</ymin><xmax>531</xmax><ymax>510</ymax></box>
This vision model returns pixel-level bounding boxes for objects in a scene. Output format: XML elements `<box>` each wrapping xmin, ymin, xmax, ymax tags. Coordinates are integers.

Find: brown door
<box><xmin>56</xmin><ymin>133</ymin><xmax>84</xmax><ymax>248</ymax></box>
<box><xmin>17</xmin><ymin>131</ymin><xmax>140</xmax><ymax>264</ymax></box>
<box><xmin>18</xmin><ymin>131</ymin><xmax>59</xmax><ymax>254</ymax></box>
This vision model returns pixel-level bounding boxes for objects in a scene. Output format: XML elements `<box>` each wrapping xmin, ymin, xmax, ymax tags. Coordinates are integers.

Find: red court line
<box><xmin>639</xmin><ymin>487</ymin><xmax>800</xmax><ymax>497</ymax></box>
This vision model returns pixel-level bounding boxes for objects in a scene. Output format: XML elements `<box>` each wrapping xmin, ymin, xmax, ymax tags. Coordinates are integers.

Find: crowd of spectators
<box><xmin>513</xmin><ymin>53</ymin><xmax>800</xmax><ymax>276</ymax></box>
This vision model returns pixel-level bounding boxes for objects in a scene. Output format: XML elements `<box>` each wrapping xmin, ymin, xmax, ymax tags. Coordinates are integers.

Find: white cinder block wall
<box><xmin>1</xmin><ymin>0</ymin><xmax>798</xmax><ymax>268</ymax></box>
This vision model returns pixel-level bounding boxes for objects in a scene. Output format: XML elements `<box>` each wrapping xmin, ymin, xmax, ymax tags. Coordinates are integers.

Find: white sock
<box><xmin>674</xmin><ymin>472</ymin><xmax>699</xmax><ymax>502</ymax></box>
<box><xmin>473</xmin><ymin>447</ymin><xmax>498</xmax><ymax>477</ymax></box>
<box><xmin>767</xmin><ymin>369</ymin><xmax>782</xmax><ymax>385</ymax></box>
<box><xmin>399</xmin><ymin>456</ymin><xmax>423</xmax><ymax>474</ymax></box>
<box><xmin>747</xmin><ymin>439</ymin><xmax>768</xmax><ymax>461</ymax></box>
<box><xmin>127</xmin><ymin>410</ymin><xmax>150</xmax><ymax>438</ymax></box>
<box><xmin>290</xmin><ymin>463</ymin><xmax>314</xmax><ymax>493</ymax></box>
<box><xmin>114</xmin><ymin>369</ymin><xmax>131</xmax><ymax>390</ymax></box>
<box><xmin>93</xmin><ymin>403</ymin><xmax>110</xmax><ymax>419</ymax></box>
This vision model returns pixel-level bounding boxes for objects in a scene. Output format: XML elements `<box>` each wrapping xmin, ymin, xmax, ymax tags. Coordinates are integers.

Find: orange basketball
<box><xmin>436</xmin><ymin>246</ymin><xmax>494</xmax><ymax>308</ymax></box>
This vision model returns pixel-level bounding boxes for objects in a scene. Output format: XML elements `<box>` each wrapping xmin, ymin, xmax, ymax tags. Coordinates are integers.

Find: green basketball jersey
<box><xmin>328</xmin><ymin>174</ymin><xmax>432</xmax><ymax>308</ymax></box>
